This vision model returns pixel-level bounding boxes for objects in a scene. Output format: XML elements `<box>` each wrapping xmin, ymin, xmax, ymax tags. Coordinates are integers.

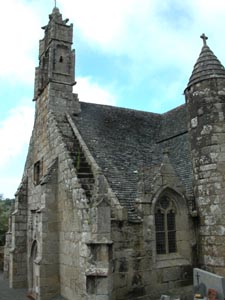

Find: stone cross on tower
<box><xmin>200</xmin><ymin>33</ymin><xmax>208</xmax><ymax>46</ymax></box>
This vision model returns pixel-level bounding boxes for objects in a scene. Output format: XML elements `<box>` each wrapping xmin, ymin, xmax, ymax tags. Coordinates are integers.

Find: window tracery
<box><xmin>155</xmin><ymin>196</ymin><xmax>176</xmax><ymax>254</ymax></box>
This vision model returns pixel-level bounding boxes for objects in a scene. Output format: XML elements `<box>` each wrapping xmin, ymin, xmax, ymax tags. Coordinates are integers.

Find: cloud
<box><xmin>59</xmin><ymin>0</ymin><xmax>225</xmax><ymax>71</ymax></box>
<box><xmin>74</xmin><ymin>77</ymin><xmax>117</xmax><ymax>106</ymax></box>
<box><xmin>2</xmin><ymin>0</ymin><xmax>225</xmax><ymax>88</ymax></box>
<box><xmin>0</xmin><ymin>0</ymin><xmax>41</xmax><ymax>83</ymax></box>
<box><xmin>59</xmin><ymin>0</ymin><xmax>154</xmax><ymax>54</ymax></box>
<box><xmin>0</xmin><ymin>105</ymin><xmax>34</xmax><ymax>168</ymax></box>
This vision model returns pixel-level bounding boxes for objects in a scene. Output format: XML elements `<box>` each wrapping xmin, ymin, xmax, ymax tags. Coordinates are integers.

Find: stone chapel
<box><xmin>4</xmin><ymin>6</ymin><xmax>225</xmax><ymax>300</ymax></box>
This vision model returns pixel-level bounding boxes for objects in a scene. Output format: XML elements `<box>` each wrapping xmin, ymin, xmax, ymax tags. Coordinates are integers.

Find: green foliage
<box><xmin>0</xmin><ymin>195</ymin><xmax>14</xmax><ymax>246</ymax></box>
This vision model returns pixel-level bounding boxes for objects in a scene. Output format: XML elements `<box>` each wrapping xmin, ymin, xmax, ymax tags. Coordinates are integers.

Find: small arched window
<box><xmin>155</xmin><ymin>196</ymin><xmax>176</xmax><ymax>254</ymax></box>
<box><xmin>59</xmin><ymin>56</ymin><xmax>63</xmax><ymax>63</ymax></box>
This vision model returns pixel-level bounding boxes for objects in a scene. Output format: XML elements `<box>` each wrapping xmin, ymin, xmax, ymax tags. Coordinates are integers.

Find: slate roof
<box><xmin>158</xmin><ymin>105</ymin><xmax>193</xmax><ymax>197</ymax></box>
<box><xmin>158</xmin><ymin>104</ymin><xmax>188</xmax><ymax>142</ymax></box>
<box><xmin>71</xmin><ymin>102</ymin><xmax>193</xmax><ymax>221</ymax></box>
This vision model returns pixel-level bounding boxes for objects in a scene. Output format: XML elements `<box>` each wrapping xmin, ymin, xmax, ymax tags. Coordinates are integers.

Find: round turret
<box><xmin>185</xmin><ymin>34</ymin><xmax>225</xmax><ymax>277</ymax></box>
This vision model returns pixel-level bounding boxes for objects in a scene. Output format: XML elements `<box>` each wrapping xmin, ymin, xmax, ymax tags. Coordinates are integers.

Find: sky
<box><xmin>1</xmin><ymin>0</ymin><xmax>225</xmax><ymax>198</ymax></box>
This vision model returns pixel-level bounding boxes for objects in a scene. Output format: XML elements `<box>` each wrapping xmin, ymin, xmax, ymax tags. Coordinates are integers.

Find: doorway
<box><xmin>29</xmin><ymin>241</ymin><xmax>38</xmax><ymax>299</ymax></box>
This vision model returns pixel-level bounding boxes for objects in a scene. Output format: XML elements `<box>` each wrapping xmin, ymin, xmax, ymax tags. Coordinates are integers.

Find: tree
<box><xmin>0</xmin><ymin>195</ymin><xmax>14</xmax><ymax>246</ymax></box>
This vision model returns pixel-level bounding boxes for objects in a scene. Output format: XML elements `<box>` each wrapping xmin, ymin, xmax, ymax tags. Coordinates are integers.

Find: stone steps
<box><xmin>58</xmin><ymin>116</ymin><xmax>95</xmax><ymax>199</ymax></box>
<box><xmin>77</xmin><ymin>173</ymin><xmax>94</xmax><ymax>179</ymax></box>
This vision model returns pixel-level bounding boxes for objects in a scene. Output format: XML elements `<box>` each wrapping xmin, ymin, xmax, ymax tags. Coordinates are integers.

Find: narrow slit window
<box><xmin>34</xmin><ymin>161</ymin><xmax>41</xmax><ymax>185</ymax></box>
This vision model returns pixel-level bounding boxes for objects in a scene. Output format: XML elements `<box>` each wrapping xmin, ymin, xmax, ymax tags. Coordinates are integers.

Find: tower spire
<box><xmin>54</xmin><ymin>0</ymin><xmax>57</xmax><ymax>8</ymax></box>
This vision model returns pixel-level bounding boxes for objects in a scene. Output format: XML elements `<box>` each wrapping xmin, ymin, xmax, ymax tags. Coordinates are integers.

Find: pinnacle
<box><xmin>52</xmin><ymin>0</ymin><xmax>60</xmax><ymax>14</ymax></box>
<box><xmin>52</xmin><ymin>6</ymin><xmax>60</xmax><ymax>14</ymax></box>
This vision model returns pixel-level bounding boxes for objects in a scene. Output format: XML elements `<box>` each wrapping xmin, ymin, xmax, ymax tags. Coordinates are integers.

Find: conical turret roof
<box><xmin>186</xmin><ymin>34</ymin><xmax>225</xmax><ymax>89</ymax></box>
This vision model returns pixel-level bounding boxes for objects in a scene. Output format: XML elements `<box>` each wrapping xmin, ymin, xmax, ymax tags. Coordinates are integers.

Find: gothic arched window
<box><xmin>155</xmin><ymin>196</ymin><xmax>176</xmax><ymax>254</ymax></box>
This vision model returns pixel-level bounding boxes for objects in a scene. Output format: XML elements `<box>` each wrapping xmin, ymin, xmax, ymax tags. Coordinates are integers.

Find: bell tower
<box><xmin>33</xmin><ymin>6</ymin><xmax>79</xmax><ymax>114</ymax></box>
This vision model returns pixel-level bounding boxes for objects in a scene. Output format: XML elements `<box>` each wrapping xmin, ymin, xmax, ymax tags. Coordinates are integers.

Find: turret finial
<box><xmin>52</xmin><ymin>0</ymin><xmax>59</xmax><ymax>15</ymax></box>
<box><xmin>200</xmin><ymin>33</ymin><xmax>208</xmax><ymax>46</ymax></box>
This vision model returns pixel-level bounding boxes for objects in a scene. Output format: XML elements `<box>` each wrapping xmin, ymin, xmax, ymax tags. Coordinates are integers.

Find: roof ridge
<box><xmin>80</xmin><ymin>101</ymin><xmax>162</xmax><ymax>116</ymax></box>
<box><xmin>162</xmin><ymin>103</ymin><xmax>186</xmax><ymax>115</ymax></box>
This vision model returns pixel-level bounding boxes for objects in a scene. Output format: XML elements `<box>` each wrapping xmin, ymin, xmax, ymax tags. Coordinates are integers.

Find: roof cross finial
<box><xmin>200</xmin><ymin>33</ymin><xmax>208</xmax><ymax>46</ymax></box>
<box><xmin>54</xmin><ymin>0</ymin><xmax>57</xmax><ymax>8</ymax></box>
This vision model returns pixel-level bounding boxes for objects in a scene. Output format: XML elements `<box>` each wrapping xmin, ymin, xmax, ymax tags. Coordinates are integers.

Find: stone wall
<box><xmin>6</xmin><ymin>83</ymin><xmax>79</xmax><ymax>298</ymax></box>
<box><xmin>111</xmin><ymin>221</ymin><xmax>146</xmax><ymax>300</ymax></box>
<box><xmin>55</xmin><ymin>113</ymin><xmax>121</xmax><ymax>300</ymax></box>
<box><xmin>9</xmin><ymin>80</ymin><xmax>119</xmax><ymax>299</ymax></box>
<box><xmin>134</xmin><ymin>152</ymin><xmax>195</xmax><ymax>299</ymax></box>
<box><xmin>111</xmin><ymin>214</ymin><xmax>193</xmax><ymax>300</ymax></box>
<box><xmin>25</xmin><ymin>89</ymin><xmax>79</xmax><ymax>299</ymax></box>
<box><xmin>186</xmin><ymin>78</ymin><xmax>225</xmax><ymax>276</ymax></box>
<box><xmin>8</xmin><ymin>180</ymin><xmax>28</xmax><ymax>289</ymax></box>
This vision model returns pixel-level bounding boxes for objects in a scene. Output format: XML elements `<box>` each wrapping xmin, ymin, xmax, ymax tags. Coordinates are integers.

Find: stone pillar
<box><xmin>185</xmin><ymin>78</ymin><xmax>225</xmax><ymax>276</ymax></box>
<box><xmin>3</xmin><ymin>232</ymin><xmax>12</xmax><ymax>279</ymax></box>
<box><xmin>86</xmin><ymin>199</ymin><xmax>113</xmax><ymax>300</ymax></box>
<box><xmin>0</xmin><ymin>246</ymin><xmax>4</xmax><ymax>270</ymax></box>
<box><xmin>38</xmin><ymin>163</ymin><xmax>60</xmax><ymax>300</ymax></box>
<box><xmin>9</xmin><ymin>182</ymin><xmax>28</xmax><ymax>288</ymax></box>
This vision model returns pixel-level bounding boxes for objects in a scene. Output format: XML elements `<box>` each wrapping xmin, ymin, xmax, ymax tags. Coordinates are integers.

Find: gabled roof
<box><xmin>69</xmin><ymin>102</ymin><xmax>194</xmax><ymax>221</ymax></box>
